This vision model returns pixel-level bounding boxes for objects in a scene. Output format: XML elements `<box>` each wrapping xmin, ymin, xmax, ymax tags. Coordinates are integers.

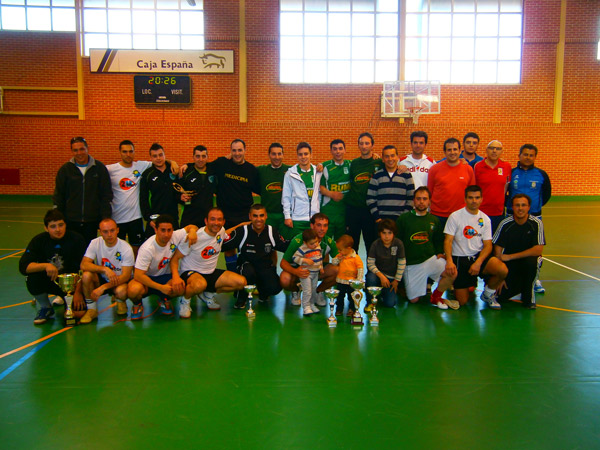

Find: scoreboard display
<box><xmin>134</xmin><ymin>75</ymin><xmax>191</xmax><ymax>104</ymax></box>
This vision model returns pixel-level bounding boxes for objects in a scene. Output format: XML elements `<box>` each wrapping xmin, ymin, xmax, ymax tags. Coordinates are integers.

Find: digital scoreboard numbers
<box><xmin>134</xmin><ymin>75</ymin><xmax>191</xmax><ymax>104</ymax></box>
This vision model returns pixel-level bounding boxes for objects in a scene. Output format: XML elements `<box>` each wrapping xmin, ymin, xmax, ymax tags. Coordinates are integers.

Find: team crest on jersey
<box><xmin>101</xmin><ymin>258</ymin><xmax>116</xmax><ymax>270</ymax></box>
<box><xmin>463</xmin><ymin>226</ymin><xmax>478</xmax><ymax>239</ymax></box>
<box><xmin>133</xmin><ymin>170</ymin><xmax>141</xmax><ymax>178</ymax></box>
<box><xmin>158</xmin><ymin>257</ymin><xmax>170</xmax><ymax>269</ymax></box>
<box><xmin>216</xmin><ymin>235</ymin><xmax>222</xmax><ymax>244</ymax></box>
<box><xmin>115</xmin><ymin>251</ymin><xmax>122</xmax><ymax>262</ymax></box>
<box><xmin>266</xmin><ymin>182</ymin><xmax>282</xmax><ymax>193</ymax></box>
<box><xmin>119</xmin><ymin>178</ymin><xmax>136</xmax><ymax>190</ymax></box>
<box><xmin>390</xmin><ymin>246</ymin><xmax>397</xmax><ymax>256</ymax></box>
<box><xmin>201</xmin><ymin>246</ymin><xmax>217</xmax><ymax>259</ymax></box>
<box><xmin>531</xmin><ymin>181</ymin><xmax>537</xmax><ymax>188</ymax></box>
<box><xmin>169</xmin><ymin>173</ymin><xmax>176</xmax><ymax>180</ymax></box>
<box><xmin>343</xmin><ymin>167</ymin><xmax>349</xmax><ymax>175</ymax></box>
<box><xmin>478</xmin><ymin>218</ymin><xmax>484</xmax><ymax>228</ymax></box>
<box><xmin>498</xmin><ymin>168</ymin><xmax>503</xmax><ymax>176</ymax></box>
<box><xmin>170</xmin><ymin>244</ymin><xmax>176</xmax><ymax>253</ymax></box>
<box><xmin>264</xmin><ymin>243</ymin><xmax>272</xmax><ymax>253</ymax></box>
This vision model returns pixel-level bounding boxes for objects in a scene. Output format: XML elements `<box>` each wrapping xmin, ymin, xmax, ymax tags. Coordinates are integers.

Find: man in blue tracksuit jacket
<box><xmin>506</xmin><ymin>143</ymin><xmax>551</xmax><ymax>293</ymax></box>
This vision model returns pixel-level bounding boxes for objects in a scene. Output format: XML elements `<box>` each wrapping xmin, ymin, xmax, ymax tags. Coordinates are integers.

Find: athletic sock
<box><xmin>430</xmin><ymin>288</ymin><xmax>443</xmax><ymax>304</ymax></box>
<box><xmin>225</xmin><ymin>254</ymin><xmax>238</xmax><ymax>272</ymax></box>
<box><xmin>34</xmin><ymin>294</ymin><xmax>51</xmax><ymax>308</ymax></box>
<box><xmin>85</xmin><ymin>299</ymin><xmax>97</xmax><ymax>310</ymax></box>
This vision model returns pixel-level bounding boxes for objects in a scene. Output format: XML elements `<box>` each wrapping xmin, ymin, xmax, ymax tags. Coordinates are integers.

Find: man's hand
<box><xmin>91</xmin><ymin>286</ymin><xmax>105</xmax><ymax>301</ymax></box>
<box><xmin>445</xmin><ymin>260</ymin><xmax>457</xmax><ymax>277</ymax></box>
<box><xmin>72</xmin><ymin>295</ymin><xmax>85</xmax><ymax>311</ymax></box>
<box><xmin>171</xmin><ymin>277</ymin><xmax>185</xmax><ymax>296</ymax></box>
<box><xmin>436</xmin><ymin>253</ymin><xmax>446</xmax><ymax>260</ymax></box>
<box><xmin>186</xmin><ymin>228</ymin><xmax>198</xmax><ymax>245</ymax></box>
<box><xmin>377</xmin><ymin>272</ymin><xmax>390</xmax><ymax>288</ymax></box>
<box><xmin>178</xmin><ymin>164</ymin><xmax>188</xmax><ymax>178</ymax></box>
<box><xmin>316</xmin><ymin>163</ymin><xmax>323</xmax><ymax>173</ymax></box>
<box><xmin>500</xmin><ymin>253</ymin><xmax>511</xmax><ymax>262</ymax></box>
<box><xmin>284</xmin><ymin>219</ymin><xmax>293</xmax><ymax>228</ymax></box>
<box><xmin>45</xmin><ymin>264</ymin><xmax>58</xmax><ymax>281</ymax></box>
<box><xmin>181</xmin><ymin>193</ymin><xmax>191</xmax><ymax>202</ymax></box>
<box><xmin>103</xmin><ymin>267</ymin><xmax>119</xmax><ymax>286</ymax></box>
<box><xmin>329</xmin><ymin>191</ymin><xmax>344</xmax><ymax>202</ymax></box>
<box><xmin>390</xmin><ymin>280</ymin><xmax>399</xmax><ymax>293</ymax></box>
<box><xmin>396</xmin><ymin>165</ymin><xmax>409</xmax><ymax>174</ymax></box>
<box><xmin>294</xmin><ymin>266</ymin><xmax>310</xmax><ymax>279</ymax></box>
<box><xmin>468</xmin><ymin>261</ymin><xmax>482</xmax><ymax>276</ymax></box>
<box><xmin>159</xmin><ymin>284</ymin><xmax>174</xmax><ymax>296</ymax></box>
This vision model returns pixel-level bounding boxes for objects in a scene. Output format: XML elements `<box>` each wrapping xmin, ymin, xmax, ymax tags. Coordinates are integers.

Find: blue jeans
<box><xmin>365</xmin><ymin>271</ymin><xmax>398</xmax><ymax>307</ymax></box>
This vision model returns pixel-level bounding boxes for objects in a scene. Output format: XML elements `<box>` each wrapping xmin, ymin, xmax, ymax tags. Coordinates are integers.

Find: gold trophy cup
<box><xmin>55</xmin><ymin>273</ymin><xmax>79</xmax><ymax>327</ymax></box>
<box><xmin>244</xmin><ymin>285</ymin><xmax>257</xmax><ymax>318</ymax></box>
<box><xmin>366</xmin><ymin>286</ymin><xmax>382</xmax><ymax>327</ymax></box>
<box><xmin>324</xmin><ymin>287</ymin><xmax>339</xmax><ymax>328</ymax></box>
<box><xmin>349</xmin><ymin>279</ymin><xmax>365</xmax><ymax>326</ymax></box>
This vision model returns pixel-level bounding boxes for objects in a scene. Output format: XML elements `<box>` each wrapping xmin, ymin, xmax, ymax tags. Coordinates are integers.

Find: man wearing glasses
<box><xmin>53</xmin><ymin>137</ymin><xmax>113</xmax><ymax>246</ymax></box>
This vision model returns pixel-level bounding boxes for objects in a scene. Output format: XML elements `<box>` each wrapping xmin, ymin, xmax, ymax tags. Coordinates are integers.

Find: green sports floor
<box><xmin>1</xmin><ymin>196</ymin><xmax>599</xmax><ymax>449</ymax></box>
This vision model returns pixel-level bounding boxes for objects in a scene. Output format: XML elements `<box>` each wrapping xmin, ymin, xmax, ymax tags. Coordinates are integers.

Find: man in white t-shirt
<box><xmin>127</xmin><ymin>215</ymin><xmax>197</xmax><ymax>319</ymax></box>
<box><xmin>443</xmin><ymin>185</ymin><xmax>508</xmax><ymax>309</ymax></box>
<box><xmin>80</xmin><ymin>218</ymin><xmax>135</xmax><ymax>323</ymax></box>
<box><xmin>106</xmin><ymin>140</ymin><xmax>179</xmax><ymax>254</ymax></box>
<box><xmin>170</xmin><ymin>208</ymin><xmax>247</xmax><ymax>318</ymax></box>
<box><xmin>398</xmin><ymin>131</ymin><xmax>435</xmax><ymax>188</ymax></box>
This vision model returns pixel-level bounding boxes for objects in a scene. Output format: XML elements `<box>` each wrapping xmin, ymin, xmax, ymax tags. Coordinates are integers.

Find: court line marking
<box><xmin>543</xmin><ymin>257</ymin><xmax>600</xmax><ymax>282</ymax></box>
<box><xmin>508</xmin><ymin>299</ymin><xmax>600</xmax><ymax>316</ymax></box>
<box><xmin>543</xmin><ymin>215</ymin><xmax>600</xmax><ymax>218</ymax></box>
<box><xmin>0</xmin><ymin>300</ymin><xmax>33</xmax><ymax>310</ymax></box>
<box><xmin>0</xmin><ymin>250</ymin><xmax>24</xmax><ymax>261</ymax></box>
<box><xmin>544</xmin><ymin>255</ymin><xmax>600</xmax><ymax>259</ymax></box>
<box><xmin>0</xmin><ymin>338</ymin><xmax>55</xmax><ymax>382</ymax></box>
<box><xmin>0</xmin><ymin>302</ymin><xmax>116</xmax><ymax>360</ymax></box>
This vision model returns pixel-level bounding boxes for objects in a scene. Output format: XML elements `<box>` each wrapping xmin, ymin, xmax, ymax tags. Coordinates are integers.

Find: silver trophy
<box><xmin>55</xmin><ymin>273</ymin><xmax>79</xmax><ymax>327</ymax></box>
<box><xmin>367</xmin><ymin>286</ymin><xmax>382</xmax><ymax>327</ymax></box>
<box><xmin>244</xmin><ymin>285</ymin><xmax>257</xmax><ymax>318</ymax></box>
<box><xmin>349</xmin><ymin>279</ymin><xmax>365</xmax><ymax>326</ymax></box>
<box><xmin>324</xmin><ymin>287</ymin><xmax>339</xmax><ymax>328</ymax></box>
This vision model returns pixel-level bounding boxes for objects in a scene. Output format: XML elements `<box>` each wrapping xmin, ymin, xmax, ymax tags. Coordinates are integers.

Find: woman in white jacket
<box><xmin>282</xmin><ymin>142</ymin><xmax>323</xmax><ymax>237</ymax></box>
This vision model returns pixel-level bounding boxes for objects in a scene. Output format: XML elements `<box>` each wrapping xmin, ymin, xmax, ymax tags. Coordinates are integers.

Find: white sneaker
<box><xmin>179</xmin><ymin>298</ymin><xmax>192</xmax><ymax>319</ymax></box>
<box><xmin>52</xmin><ymin>296</ymin><xmax>65</xmax><ymax>306</ymax></box>
<box><xmin>303</xmin><ymin>306</ymin><xmax>314</xmax><ymax>315</ymax></box>
<box><xmin>291</xmin><ymin>291</ymin><xmax>301</xmax><ymax>306</ymax></box>
<box><xmin>199</xmin><ymin>292</ymin><xmax>221</xmax><ymax>310</ymax></box>
<box><xmin>311</xmin><ymin>305</ymin><xmax>320</xmax><ymax>313</ymax></box>
<box><xmin>431</xmin><ymin>300</ymin><xmax>448</xmax><ymax>310</ymax></box>
<box><xmin>534</xmin><ymin>280</ymin><xmax>545</xmax><ymax>294</ymax></box>
<box><xmin>315</xmin><ymin>292</ymin><xmax>326</xmax><ymax>307</ymax></box>
<box><xmin>480</xmin><ymin>292</ymin><xmax>501</xmax><ymax>310</ymax></box>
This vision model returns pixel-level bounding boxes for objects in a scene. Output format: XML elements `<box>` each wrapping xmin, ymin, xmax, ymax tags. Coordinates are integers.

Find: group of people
<box><xmin>19</xmin><ymin>131</ymin><xmax>551</xmax><ymax>324</ymax></box>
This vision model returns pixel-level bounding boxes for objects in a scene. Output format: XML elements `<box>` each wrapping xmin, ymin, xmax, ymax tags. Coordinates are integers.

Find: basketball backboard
<box><xmin>381</xmin><ymin>81</ymin><xmax>441</xmax><ymax>123</ymax></box>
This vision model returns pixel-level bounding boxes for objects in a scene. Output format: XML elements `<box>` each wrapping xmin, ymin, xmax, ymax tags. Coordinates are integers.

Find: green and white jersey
<box><xmin>283</xmin><ymin>232</ymin><xmax>339</xmax><ymax>265</ymax></box>
<box><xmin>320</xmin><ymin>159</ymin><xmax>351</xmax><ymax>213</ymax></box>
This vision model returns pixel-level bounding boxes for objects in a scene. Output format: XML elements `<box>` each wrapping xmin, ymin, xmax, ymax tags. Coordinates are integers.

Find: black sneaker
<box><xmin>233</xmin><ymin>291</ymin><xmax>247</xmax><ymax>309</ymax></box>
<box><xmin>34</xmin><ymin>307</ymin><xmax>55</xmax><ymax>325</ymax></box>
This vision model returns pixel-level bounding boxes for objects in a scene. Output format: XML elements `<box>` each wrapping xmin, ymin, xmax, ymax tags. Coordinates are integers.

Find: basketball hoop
<box><xmin>406</xmin><ymin>106</ymin><xmax>426</xmax><ymax>124</ymax></box>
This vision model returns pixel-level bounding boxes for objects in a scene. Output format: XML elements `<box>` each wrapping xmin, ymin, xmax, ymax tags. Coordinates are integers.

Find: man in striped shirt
<box><xmin>366</xmin><ymin>145</ymin><xmax>415</xmax><ymax>222</ymax></box>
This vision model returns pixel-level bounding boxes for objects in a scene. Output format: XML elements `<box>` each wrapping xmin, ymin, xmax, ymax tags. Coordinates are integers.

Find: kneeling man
<box><xmin>127</xmin><ymin>215</ymin><xmax>197</xmax><ymax>319</ymax></box>
<box><xmin>80</xmin><ymin>218</ymin><xmax>135</xmax><ymax>323</ymax></box>
<box><xmin>170</xmin><ymin>207</ymin><xmax>247</xmax><ymax>318</ymax></box>
<box><xmin>444</xmin><ymin>185</ymin><xmax>508</xmax><ymax>309</ymax></box>
<box><xmin>493</xmin><ymin>194</ymin><xmax>545</xmax><ymax>309</ymax></box>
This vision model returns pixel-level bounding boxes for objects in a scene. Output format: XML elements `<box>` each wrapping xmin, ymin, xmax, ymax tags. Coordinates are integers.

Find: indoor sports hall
<box><xmin>1</xmin><ymin>1</ymin><xmax>599</xmax><ymax>448</ymax></box>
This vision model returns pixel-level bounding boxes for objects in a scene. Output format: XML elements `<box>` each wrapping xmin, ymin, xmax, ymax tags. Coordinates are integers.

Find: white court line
<box><xmin>543</xmin><ymin>215</ymin><xmax>600</xmax><ymax>218</ymax></box>
<box><xmin>544</xmin><ymin>257</ymin><xmax>600</xmax><ymax>282</ymax></box>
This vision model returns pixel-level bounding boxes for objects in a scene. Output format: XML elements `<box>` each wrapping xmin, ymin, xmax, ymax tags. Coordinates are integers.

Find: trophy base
<box><xmin>370</xmin><ymin>316</ymin><xmax>379</xmax><ymax>327</ymax></box>
<box><xmin>351</xmin><ymin>315</ymin><xmax>364</xmax><ymax>326</ymax></box>
<box><xmin>327</xmin><ymin>317</ymin><xmax>337</xmax><ymax>328</ymax></box>
<box><xmin>246</xmin><ymin>310</ymin><xmax>256</xmax><ymax>318</ymax></box>
<box><xmin>64</xmin><ymin>316</ymin><xmax>77</xmax><ymax>327</ymax></box>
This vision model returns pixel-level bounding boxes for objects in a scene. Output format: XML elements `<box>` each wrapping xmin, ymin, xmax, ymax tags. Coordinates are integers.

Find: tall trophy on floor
<box><xmin>55</xmin><ymin>273</ymin><xmax>79</xmax><ymax>327</ymax></box>
<box><xmin>244</xmin><ymin>284</ymin><xmax>257</xmax><ymax>318</ymax></box>
<box><xmin>366</xmin><ymin>286</ymin><xmax>382</xmax><ymax>327</ymax></box>
<box><xmin>350</xmin><ymin>279</ymin><xmax>365</xmax><ymax>326</ymax></box>
<box><xmin>325</xmin><ymin>287</ymin><xmax>339</xmax><ymax>328</ymax></box>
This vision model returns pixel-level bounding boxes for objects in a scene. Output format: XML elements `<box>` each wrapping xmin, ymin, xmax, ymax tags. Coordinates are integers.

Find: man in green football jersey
<box><xmin>257</xmin><ymin>143</ymin><xmax>294</xmax><ymax>239</ymax></box>
<box><xmin>320</xmin><ymin>139</ymin><xmax>351</xmax><ymax>240</ymax></box>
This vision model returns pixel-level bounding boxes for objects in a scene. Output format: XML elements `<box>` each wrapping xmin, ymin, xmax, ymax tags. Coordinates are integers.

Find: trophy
<box><xmin>244</xmin><ymin>285</ymin><xmax>257</xmax><ymax>318</ymax></box>
<box><xmin>324</xmin><ymin>287</ymin><xmax>339</xmax><ymax>328</ymax></box>
<box><xmin>349</xmin><ymin>279</ymin><xmax>365</xmax><ymax>326</ymax></box>
<box><xmin>366</xmin><ymin>286</ymin><xmax>382</xmax><ymax>327</ymax></box>
<box><xmin>173</xmin><ymin>183</ymin><xmax>197</xmax><ymax>205</ymax></box>
<box><xmin>55</xmin><ymin>273</ymin><xmax>79</xmax><ymax>327</ymax></box>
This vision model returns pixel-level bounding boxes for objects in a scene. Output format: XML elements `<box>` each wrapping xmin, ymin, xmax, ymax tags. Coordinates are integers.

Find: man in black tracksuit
<box><xmin>139</xmin><ymin>143</ymin><xmax>180</xmax><ymax>237</ymax></box>
<box><xmin>53</xmin><ymin>137</ymin><xmax>112</xmax><ymax>245</ymax></box>
<box><xmin>179</xmin><ymin>145</ymin><xmax>215</xmax><ymax>227</ymax></box>
<box><xmin>222</xmin><ymin>204</ymin><xmax>289</xmax><ymax>308</ymax></box>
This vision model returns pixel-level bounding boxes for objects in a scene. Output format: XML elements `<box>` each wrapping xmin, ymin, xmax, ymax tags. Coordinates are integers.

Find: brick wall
<box><xmin>1</xmin><ymin>0</ymin><xmax>599</xmax><ymax>196</ymax></box>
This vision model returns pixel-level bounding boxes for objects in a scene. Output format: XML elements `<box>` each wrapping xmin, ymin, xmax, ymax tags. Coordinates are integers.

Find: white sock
<box><xmin>483</xmin><ymin>286</ymin><xmax>496</xmax><ymax>298</ymax></box>
<box><xmin>85</xmin><ymin>299</ymin><xmax>98</xmax><ymax>310</ymax></box>
<box><xmin>201</xmin><ymin>291</ymin><xmax>216</xmax><ymax>301</ymax></box>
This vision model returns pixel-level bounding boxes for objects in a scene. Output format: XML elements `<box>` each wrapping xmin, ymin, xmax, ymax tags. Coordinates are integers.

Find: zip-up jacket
<box><xmin>53</xmin><ymin>156</ymin><xmax>112</xmax><ymax>223</ymax></box>
<box><xmin>507</xmin><ymin>163</ymin><xmax>551</xmax><ymax>216</ymax></box>
<box><xmin>139</xmin><ymin>162</ymin><xmax>180</xmax><ymax>222</ymax></box>
<box><xmin>282</xmin><ymin>164</ymin><xmax>322</xmax><ymax>222</ymax></box>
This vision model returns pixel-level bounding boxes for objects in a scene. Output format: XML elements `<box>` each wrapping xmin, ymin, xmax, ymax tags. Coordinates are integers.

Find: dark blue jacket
<box><xmin>507</xmin><ymin>163</ymin><xmax>551</xmax><ymax>216</ymax></box>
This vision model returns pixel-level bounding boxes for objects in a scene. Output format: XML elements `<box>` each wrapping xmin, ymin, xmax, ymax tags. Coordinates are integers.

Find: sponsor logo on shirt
<box><xmin>119</xmin><ymin>178</ymin><xmax>137</xmax><ymax>190</ymax></box>
<box><xmin>478</xmin><ymin>218</ymin><xmax>484</xmax><ymax>228</ymax></box>
<box><xmin>201</xmin><ymin>246</ymin><xmax>217</xmax><ymax>259</ymax></box>
<box><xmin>158</xmin><ymin>257</ymin><xmax>170</xmax><ymax>269</ymax></box>
<box><xmin>225</xmin><ymin>173</ymin><xmax>249</xmax><ymax>182</ymax></box>
<box><xmin>355</xmin><ymin>172</ymin><xmax>371</xmax><ymax>184</ymax></box>
<box><xmin>101</xmin><ymin>258</ymin><xmax>118</xmax><ymax>272</ymax></box>
<box><xmin>115</xmin><ymin>251</ymin><xmax>122</xmax><ymax>262</ymax></box>
<box><xmin>463</xmin><ymin>226</ymin><xmax>479</xmax><ymax>239</ymax></box>
<box><xmin>266</xmin><ymin>182</ymin><xmax>282</xmax><ymax>193</ymax></box>
<box><xmin>410</xmin><ymin>231</ymin><xmax>430</xmax><ymax>244</ymax></box>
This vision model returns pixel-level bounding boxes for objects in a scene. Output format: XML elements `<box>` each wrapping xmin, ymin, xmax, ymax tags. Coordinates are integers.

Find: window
<box><xmin>82</xmin><ymin>0</ymin><xmax>204</xmax><ymax>55</ymax></box>
<box><xmin>0</xmin><ymin>0</ymin><xmax>205</xmax><ymax>56</ymax></box>
<box><xmin>0</xmin><ymin>0</ymin><xmax>76</xmax><ymax>32</ymax></box>
<box><xmin>280</xmin><ymin>0</ymin><xmax>523</xmax><ymax>84</ymax></box>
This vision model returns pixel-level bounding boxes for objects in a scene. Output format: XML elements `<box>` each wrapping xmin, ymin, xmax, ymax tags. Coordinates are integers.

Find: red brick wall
<box><xmin>1</xmin><ymin>0</ymin><xmax>599</xmax><ymax>196</ymax></box>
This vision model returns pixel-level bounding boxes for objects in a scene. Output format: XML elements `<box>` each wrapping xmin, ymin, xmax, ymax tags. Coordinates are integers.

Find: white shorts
<box><xmin>404</xmin><ymin>255</ymin><xmax>446</xmax><ymax>300</ymax></box>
